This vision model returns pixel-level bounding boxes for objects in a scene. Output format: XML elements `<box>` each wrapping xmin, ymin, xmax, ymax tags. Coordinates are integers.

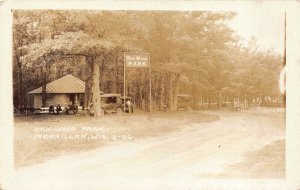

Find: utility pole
<box><xmin>284</xmin><ymin>12</ymin><xmax>286</xmax><ymax>106</ymax></box>
<box><xmin>284</xmin><ymin>12</ymin><xmax>286</xmax><ymax>66</ymax></box>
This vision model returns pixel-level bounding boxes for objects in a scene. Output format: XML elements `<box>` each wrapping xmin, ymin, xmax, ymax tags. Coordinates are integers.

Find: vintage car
<box><xmin>85</xmin><ymin>94</ymin><xmax>123</xmax><ymax>115</ymax></box>
<box><xmin>177</xmin><ymin>94</ymin><xmax>192</xmax><ymax>111</ymax></box>
<box><xmin>101</xmin><ymin>93</ymin><xmax>123</xmax><ymax>114</ymax></box>
<box><xmin>85</xmin><ymin>94</ymin><xmax>136</xmax><ymax>116</ymax></box>
<box><xmin>64</xmin><ymin>104</ymin><xmax>78</xmax><ymax>114</ymax></box>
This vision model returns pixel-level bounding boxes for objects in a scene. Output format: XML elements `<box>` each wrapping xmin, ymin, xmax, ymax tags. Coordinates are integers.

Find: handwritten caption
<box><xmin>33</xmin><ymin>127</ymin><xmax>133</xmax><ymax>141</ymax></box>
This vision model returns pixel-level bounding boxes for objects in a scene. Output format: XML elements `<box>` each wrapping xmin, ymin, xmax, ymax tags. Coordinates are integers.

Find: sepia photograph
<box><xmin>1</xmin><ymin>1</ymin><xmax>300</xmax><ymax>190</ymax></box>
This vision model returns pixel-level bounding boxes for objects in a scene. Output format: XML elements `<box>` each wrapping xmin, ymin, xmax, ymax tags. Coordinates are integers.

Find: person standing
<box><xmin>127</xmin><ymin>99</ymin><xmax>132</xmax><ymax>113</ymax></box>
<box><xmin>56</xmin><ymin>104</ymin><xmax>61</xmax><ymax>115</ymax></box>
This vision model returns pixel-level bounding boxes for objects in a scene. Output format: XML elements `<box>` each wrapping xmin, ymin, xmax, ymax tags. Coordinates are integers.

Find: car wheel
<box><xmin>101</xmin><ymin>108</ymin><xmax>105</xmax><ymax>115</ymax></box>
<box><xmin>85</xmin><ymin>109</ymin><xmax>91</xmax><ymax>116</ymax></box>
<box><xmin>116</xmin><ymin>108</ymin><xmax>123</xmax><ymax>115</ymax></box>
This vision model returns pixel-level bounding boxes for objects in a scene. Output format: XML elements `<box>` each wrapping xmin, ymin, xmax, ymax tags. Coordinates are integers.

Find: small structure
<box><xmin>177</xmin><ymin>94</ymin><xmax>192</xmax><ymax>111</ymax></box>
<box><xmin>29</xmin><ymin>75</ymin><xmax>98</xmax><ymax>108</ymax></box>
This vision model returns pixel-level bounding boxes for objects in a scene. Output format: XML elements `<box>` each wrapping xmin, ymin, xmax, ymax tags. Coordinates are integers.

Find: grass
<box><xmin>222</xmin><ymin>139</ymin><xmax>285</xmax><ymax>178</ymax></box>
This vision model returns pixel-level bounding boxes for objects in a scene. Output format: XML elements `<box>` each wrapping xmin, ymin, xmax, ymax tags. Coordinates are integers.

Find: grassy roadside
<box><xmin>14</xmin><ymin>111</ymin><xmax>218</xmax><ymax>168</ymax></box>
<box><xmin>221</xmin><ymin>139</ymin><xmax>285</xmax><ymax>178</ymax></box>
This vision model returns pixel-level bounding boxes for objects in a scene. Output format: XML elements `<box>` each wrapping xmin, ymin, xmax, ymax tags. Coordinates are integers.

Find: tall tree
<box><xmin>20</xmin><ymin>31</ymin><xmax>114</xmax><ymax>116</ymax></box>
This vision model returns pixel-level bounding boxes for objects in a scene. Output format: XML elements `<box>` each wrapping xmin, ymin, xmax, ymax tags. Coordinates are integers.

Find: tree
<box><xmin>14</xmin><ymin>10</ymin><xmax>283</xmax><ymax>112</ymax></box>
<box><xmin>139</xmin><ymin>11</ymin><xmax>237</xmax><ymax>110</ymax></box>
<box><xmin>20</xmin><ymin>31</ymin><xmax>114</xmax><ymax>116</ymax></box>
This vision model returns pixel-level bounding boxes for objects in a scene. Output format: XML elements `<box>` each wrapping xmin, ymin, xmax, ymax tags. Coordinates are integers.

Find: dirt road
<box><xmin>13</xmin><ymin>111</ymin><xmax>285</xmax><ymax>190</ymax></box>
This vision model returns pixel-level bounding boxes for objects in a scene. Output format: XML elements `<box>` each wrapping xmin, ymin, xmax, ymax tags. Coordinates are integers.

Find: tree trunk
<box><xmin>167</xmin><ymin>72</ymin><xmax>174</xmax><ymax>111</ymax></box>
<box><xmin>157</xmin><ymin>75</ymin><xmax>163</xmax><ymax>110</ymax></box>
<box><xmin>208</xmin><ymin>94</ymin><xmax>211</xmax><ymax>108</ymax></box>
<box><xmin>159</xmin><ymin>75</ymin><xmax>165</xmax><ymax>110</ymax></box>
<box><xmin>84</xmin><ymin>56</ymin><xmax>93</xmax><ymax>109</ymax></box>
<box><xmin>173</xmin><ymin>79</ymin><xmax>179</xmax><ymax>111</ymax></box>
<box><xmin>171</xmin><ymin>73</ymin><xmax>181</xmax><ymax>111</ymax></box>
<box><xmin>192</xmin><ymin>83</ymin><xmax>197</xmax><ymax>109</ymax></box>
<box><xmin>41</xmin><ymin>63</ymin><xmax>50</xmax><ymax>107</ymax></box>
<box><xmin>84</xmin><ymin>77</ymin><xmax>92</xmax><ymax>109</ymax></box>
<box><xmin>113</xmin><ymin>51</ymin><xmax>119</xmax><ymax>93</ymax></box>
<box><xmin>138</xmin><ymin>72</ymin><xmax>143</xmax><ymax>109</ymax></box>
<box><xmin>17</xmin><ymin>63</ymin><xmax>23</xmax><ymax>107</ymax></box>
<box><xmin>91</xmin><ymin>56</ymin><xmax>103</xmax><ymax>116</ymax></box>
<box><xmin>144</xmin><ymin>72</ymin><xmax>149</xmax><ymax>111</ymax></box>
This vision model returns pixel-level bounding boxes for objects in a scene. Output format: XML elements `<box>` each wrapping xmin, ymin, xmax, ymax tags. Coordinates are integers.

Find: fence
<box><xmin>196</xmin><ymin>102</ymin><xmax>285</xmax><ymax>113</ymax></box>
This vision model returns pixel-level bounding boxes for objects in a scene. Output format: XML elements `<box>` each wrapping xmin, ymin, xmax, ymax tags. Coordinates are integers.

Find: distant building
<box><xmin>28</xmin><ymin>75</ymin><xmax>103</xmax><ymax>108</ymax></box>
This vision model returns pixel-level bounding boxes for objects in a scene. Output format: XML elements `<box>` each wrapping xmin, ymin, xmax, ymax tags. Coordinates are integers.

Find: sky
<box><xmin>229</xmin><ymin>10</ymin><xmax>285</xmax><ymax>55</ymax></box>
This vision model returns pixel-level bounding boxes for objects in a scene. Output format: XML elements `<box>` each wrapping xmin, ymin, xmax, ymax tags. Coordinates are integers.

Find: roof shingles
<box><xmin>29</xmin><ymin>75</ymin><xmax>85</xmax><ymax>94</ymax></box>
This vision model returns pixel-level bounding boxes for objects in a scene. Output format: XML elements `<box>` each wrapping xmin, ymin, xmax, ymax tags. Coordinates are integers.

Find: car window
<box><xmin>104</xmin><ymin>97</ymin><xmax>117</xmax><ymax>104</ymax></box>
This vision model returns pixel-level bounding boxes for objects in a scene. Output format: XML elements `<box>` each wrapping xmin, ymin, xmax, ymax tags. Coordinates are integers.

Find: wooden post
<box><xmin>149</xmin><ymin>53</ymin><xmax>152</xmax><ymax>112</ymax></box>
<box><xmin>283</xmin><ymin>12</ymin><xmax>286</xmax><ymax>106</ymax></box>
<box><xmin>123</xmin><ymin>53</ymin><xmax>126</xmax><ymax>113</ymax></box>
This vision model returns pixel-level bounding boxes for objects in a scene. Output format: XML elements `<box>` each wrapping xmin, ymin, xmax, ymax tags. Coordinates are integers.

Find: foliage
<box><xmin>13</xmin><ymin>10</ymin><xmax>283</xmax><ymax>111</ymax></box>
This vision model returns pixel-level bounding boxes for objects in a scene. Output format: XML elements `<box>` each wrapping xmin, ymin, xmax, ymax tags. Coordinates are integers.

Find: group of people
<box><xmin>124</xmin><ymin>99</ymin><xmax>133</xmax><ymax>113</ymax></box>
<box><xmin>49</xmin><ymin>104</ymin><xmax>62</xmax><ymax>115</ymax></box>
<box><xmin>49</xmin><ymin>102</ymin><xmax>78</xmax><ymax>115</ymax></box>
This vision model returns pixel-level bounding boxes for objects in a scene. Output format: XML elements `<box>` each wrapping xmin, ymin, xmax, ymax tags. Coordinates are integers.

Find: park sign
<box><xmin>123</xmin><ymin>52</ymin><xmax>152</xmax><ymax>112</ymax></box>
<box><xmin>124</xmin><ymin>52</ymin><xmax>150</xmax><ymax>67</ymax></box>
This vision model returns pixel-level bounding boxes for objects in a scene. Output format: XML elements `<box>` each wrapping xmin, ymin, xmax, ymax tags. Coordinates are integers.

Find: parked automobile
<box><xmin>177</xmin><ymin>94</ymin><xmax>192</xmax><ymax>111</ymax></box>
<box><xmin>85</xmin><ymin>94</ymin><xmax>123</xmax><ymax>115</ymax></box>
<box><xmin>101</xmin><ymin>94</ymin><xmax>123</xmax><ymax>114</ymax></box>
<box><xmin>64</xmin><ymin>104</ymin><xmax>78</xmax><ymax>114</ymax></box>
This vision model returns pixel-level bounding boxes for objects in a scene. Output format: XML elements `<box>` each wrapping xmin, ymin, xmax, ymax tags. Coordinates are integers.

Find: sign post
<box><xmin>123</xmin><ymin>54</ymin><xmax>126</xmax><ymax>113</ymax></box>
<box><xmin>124</xmin><ymin>52</ymin><xmax>151</xmax><ymax>112</ymax></box>
<box><xmin>149</xmin><ymin>54</ymin><xmax>151</xmax><ymax>112</ymax></box>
